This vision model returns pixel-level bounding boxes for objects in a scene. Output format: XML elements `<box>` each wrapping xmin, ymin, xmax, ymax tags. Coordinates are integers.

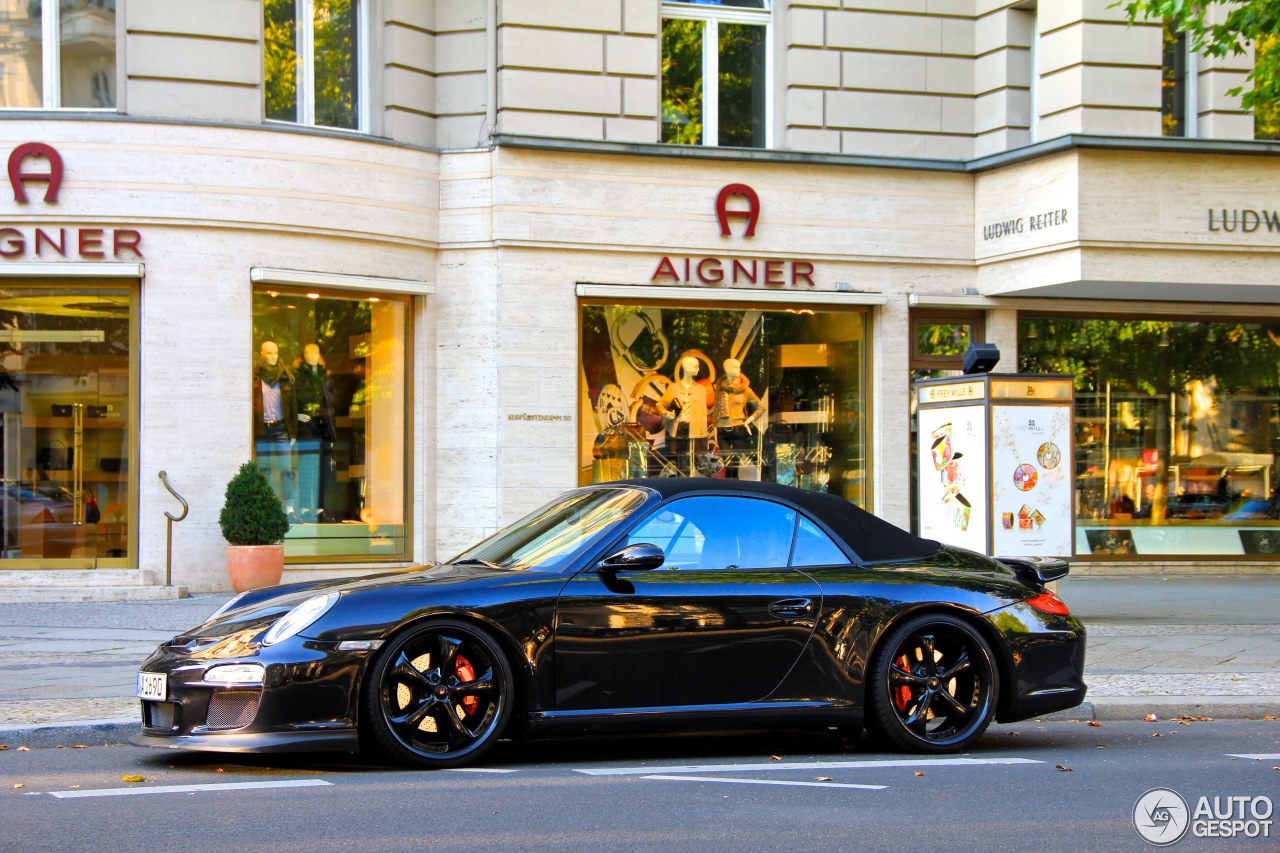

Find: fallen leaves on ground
<box><xmin>1006</xmin><ymin>731</ymin><xmax>1020</xmax><ymax>736</ymax></box>
<box><xmin>1263</xmin><ymin>714</ymin><xmax>1278</xmax><ymax>721</ymax></box>
<box><xmin>1151</xmin><ymin>733</ymin><xmax>1162</xmax><ymax>737</ymax></box>
<box><xmin>0</xmin><ymin>745</ymin><xmax>6</xmax><ymax>751</ymax></box>
<box><xmin>1086</xmin><ymin>721</ymin><xmax>1102</xmax><ymax>727</ymax></box>
<box><xmin>13</xmin><ymin>783</ymin><xmax>24</xmax><ymax>789</ymax></box>
<box><xmin>1144</xmin><ymin>713</ymin><xmax>1158</xmax><ymax>722</ymax></box>
<box><xmin>1055</xmin><ymin>765</ymin><xmax>1074</xmax><ymax>772</ymax></box>
<box><xmin>915</xmin><ymin>771</ymin><xmax>925</xmax><ymax>777</ymax></box>
<box><xmin>769</xmin><ymin>755</ymin><xmax>782</xmax><ymax>761</ymax></box>
<box><xmin>15</xmin><ymin>746</ymin><xmax>30</xmax><ymax>752</ymax></box>
<box><xmin>1172</xmin><ymin>715</ymin><xmax>1213</xmax><ymax>722</ymax></box>
<box><xmin>815</xmin><ymin>776</ymin><xmax>833</xmax><ymax>782</ymax></box>
<box><xmin>120</xmin><ymin>775</ymin><xmax>145</xmax><ymax>783</ymax></box>
<box><xmin>70</xmin><ymin>744</ymin><xmax>87</xmax><ymax>749</ymax></box>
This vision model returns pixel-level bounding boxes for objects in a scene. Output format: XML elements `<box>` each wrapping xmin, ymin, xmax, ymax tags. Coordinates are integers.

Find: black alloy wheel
<box><xmin>364</xmin><ymin>620</ymin><xmax>513</xmax><ymax>769</ymax></box>
<box><xmin>869</xmin><ymin>613</ymin><xmax>998</xmax><ymax>753</ymax></box>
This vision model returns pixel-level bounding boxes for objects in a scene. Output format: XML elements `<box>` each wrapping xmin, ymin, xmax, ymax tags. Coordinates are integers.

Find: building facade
<box><xmin>1</xmin><ymin>0</ymin><xmax>1277</xmax><ymax>599</ymax></box>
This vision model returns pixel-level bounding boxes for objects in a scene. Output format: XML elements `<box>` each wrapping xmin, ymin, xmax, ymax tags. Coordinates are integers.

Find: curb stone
<box><xmin>0</xmin><ymin>719</ymin><xmax>136</xmax><ymax>750</ymax></box>
<box><xmin>2</xmin><ymin>698</ymin><xmax>1277</xmax><ymax>751</ymax></box>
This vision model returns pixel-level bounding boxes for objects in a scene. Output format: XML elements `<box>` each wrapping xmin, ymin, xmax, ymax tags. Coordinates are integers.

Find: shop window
<box><xmin>252</xmin><ymin>288</ymin><xmax>409</xmax><ymax>560</ymax></box>
<box><xmin>265</xmin><ymin>0</ymin><xmax>364</xmax><ymax>130</ymax></box>
<box><xmin>1019</xmin><ymin>316</ymin><xmax>1280</xmax><ymax>558</ymax></box>
<box><xmin>580</xmin><ymin>301</ymin><xmax>868</xmax><ymax>506</ymax></box>
<box><xmin>0</xmin><ymin>0</ymin><xmax>117</xmax><ymax>109</ymax></box>
<box><xmin>0</xmin><ymin>284</ymin><xmax>134</xmax><ymax>568</ymax></box>
<box><xmin>662</xmin><ymin>1</ymin><xmax>770</xmax><ymax>148</ymax></box>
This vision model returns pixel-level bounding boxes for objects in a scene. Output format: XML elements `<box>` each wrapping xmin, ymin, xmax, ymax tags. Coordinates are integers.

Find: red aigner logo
<box><xmin>715</xmin><ymin>183</ymin><xmax>759</xmax><ymax>237</ymax></box>
<box><xmin>8</xmin><ymin>142</ymin><xmax>63</xmax><ymax>203</ymax></box>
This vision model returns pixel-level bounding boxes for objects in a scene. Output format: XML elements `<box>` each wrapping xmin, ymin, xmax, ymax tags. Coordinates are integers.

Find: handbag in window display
<box><xmin>580</xmin><ymin>303</ymin><xmax>867</xmax><ymax>502</ymax></box>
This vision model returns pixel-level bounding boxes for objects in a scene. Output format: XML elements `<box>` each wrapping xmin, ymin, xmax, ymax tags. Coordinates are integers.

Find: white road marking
<box><xmin>575</xmin><ymin>756</ymin><xmax>1042</xmax><ymax>776</ymax></box>
<box><xmin>48</xmin><ymin>779</ymin><xmax>333</xmax><ymax>799</ymax></box>
<box><xmin>644</xmin><ymin>774</ymin><xmax>887</xmax><ymax>790</ymax></box>
<box><xmin>1226</xmin><ymin>754</ymin><xmax>1280</xmax><ymax>760</ymax></box>
<box><xmin>449</xmin><ymin>768</ymin><xmax>520</xmax><ymax>773</ymax></box>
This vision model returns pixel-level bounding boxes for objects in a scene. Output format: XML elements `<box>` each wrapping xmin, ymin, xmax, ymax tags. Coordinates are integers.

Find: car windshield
<box><xmin>449</xmin><ymin>487</ymin><xmax>649</xmax><ymax>572</ymax></box>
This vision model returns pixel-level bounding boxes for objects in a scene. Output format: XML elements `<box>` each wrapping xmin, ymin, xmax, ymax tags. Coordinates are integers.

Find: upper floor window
<box><xmin>1161</xmin><ymin>19</ymin><xmax>1195</xmax><ymax>137</ymax></box>
<box><xmin>0</xmin><ymin>0</ymin><xmax>117</xmax><ymax>109</ymax></box>
<box><xmin>1255</xmin><ymin>34</ymin><xmax>1279</xmax><ymax>140</ymax></box>
<box><xmin>265</xmin><ymin>0</ymin><xmax>364</xmax><ymax>131</ymax></box>
<box><xmin>662</xmin><ymin>1</ymin><xmax>771</xmax><ymax>148</ymax></box>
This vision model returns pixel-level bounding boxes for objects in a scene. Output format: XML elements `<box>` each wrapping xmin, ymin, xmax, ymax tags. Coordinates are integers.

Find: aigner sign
<box><xmin>650</xmin><ymin>183</ymin><xmax>816</xmax><ymax>286</ymax></box>
<box><xmin>1</xmin><ymin>142</ymin><xmax>144</xmax><ymax>260</ymax></box>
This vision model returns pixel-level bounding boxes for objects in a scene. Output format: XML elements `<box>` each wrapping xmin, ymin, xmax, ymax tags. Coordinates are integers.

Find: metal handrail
<box><xmin>158</xmin><ymin>470</ymin><xmax>189</xmax><ymax>587</ymax></box>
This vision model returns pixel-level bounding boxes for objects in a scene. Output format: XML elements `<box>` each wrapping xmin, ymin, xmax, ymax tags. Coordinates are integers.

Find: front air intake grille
<box><xmin>143</xmin><ymin>701</ymin><xmax>177</xmax><ymax>729</ymax></box>
<box><xmin>205</xmin><ymin>690</ymin><xmax>261</xmax><ymax>730</ymax></box>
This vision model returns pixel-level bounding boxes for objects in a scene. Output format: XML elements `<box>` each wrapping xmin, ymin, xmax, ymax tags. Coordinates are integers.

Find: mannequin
<box><xmin>656</xmin><ymin>356</ymin><xmax>709</xmax><ymax>475</ymax></box>
<box><xmin>715</xmin><ymin>358</ymin><xmax>761</xmax><ymax>477</ymax></box>
<box><xmin>252</xmin><ymin>339</ymin><xmax>297</xmax><ymax>510</ymax></box>
<box><xmin>293</xmin><ymin>343</ymin><xmax>336</xmax><ymax>522</ymax></box>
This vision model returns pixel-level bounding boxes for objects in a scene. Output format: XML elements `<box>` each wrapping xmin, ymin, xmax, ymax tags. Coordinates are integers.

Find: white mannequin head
<box><xmin>260</xmin><ymin>340</ymin><xmax>279</xmax><ymax>366</ymax></box>
<box><xmin>303</xmin><ymin>343</ymin><xmax>321</xmax><ymax>366</ymax></box>
<box><xmin>680</xmin><ymin>356</ymin><xmax>700</xmax><ymax>382</ymax></box>
<box><xmin>723</xmin><ymin>358</ymin><xmax>741</xmax><ymax>381</ymax></box>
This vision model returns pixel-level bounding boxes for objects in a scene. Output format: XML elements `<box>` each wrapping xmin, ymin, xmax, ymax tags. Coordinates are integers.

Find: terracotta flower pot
<box><xmin>226</xmin><ymin>544</ymin><xmax>284</xmax><ymax>592</ymax></box>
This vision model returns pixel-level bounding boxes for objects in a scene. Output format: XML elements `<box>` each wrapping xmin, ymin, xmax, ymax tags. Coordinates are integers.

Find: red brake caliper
<box><xmin>893</xmin><ymin>655</ymin><xmax>912</xmax><ymax>712</ymax></box>
<box><xmin>455</xmin><ymin>654</ymin><xmax>478</xmax><ymax>715</ymax></box>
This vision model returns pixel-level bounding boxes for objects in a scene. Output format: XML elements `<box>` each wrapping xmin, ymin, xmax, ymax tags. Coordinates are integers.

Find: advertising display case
<box><xmin>916</xmin><ymin>374</ymin><xmax>1075</xmax><ymax>558</ymax></box>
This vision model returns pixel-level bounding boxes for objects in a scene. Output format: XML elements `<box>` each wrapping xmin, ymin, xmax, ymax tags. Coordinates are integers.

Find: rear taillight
<box><xmin>36</xmin><ymin>508</ymin><xmax>56</xmax><ymax>524</ymax></box>
<box><xmin>1025</xmin><ymin>590</ymin><xmax>1071</xmax><ymax>616</ymax></box>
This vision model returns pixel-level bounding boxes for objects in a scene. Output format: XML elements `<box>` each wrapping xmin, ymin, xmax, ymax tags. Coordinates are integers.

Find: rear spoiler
<box><xmin>995</xmin><ymin>555</ymin><xmax>1070</xmax><ymax>586</ymax></box>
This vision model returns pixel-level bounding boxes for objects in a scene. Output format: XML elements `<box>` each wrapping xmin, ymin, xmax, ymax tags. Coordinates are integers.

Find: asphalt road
<box><xmin>4</xmin><ymin>721</ymin><xmax>1278</xmax><ymax>853</ymax></box>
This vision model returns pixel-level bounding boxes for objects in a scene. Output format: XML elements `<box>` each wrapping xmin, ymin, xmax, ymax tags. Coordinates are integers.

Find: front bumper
<box><xmin>130</xmin><ymin>638</ymin><xmax>370</xmax><ymax>754</ymax></box>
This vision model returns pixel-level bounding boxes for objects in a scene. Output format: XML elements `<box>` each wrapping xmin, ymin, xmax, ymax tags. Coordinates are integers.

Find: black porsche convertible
<box><xmin>131</xmin><ymin>479</ymin><xmax>1086</xmax><ymax>768</ymax></box>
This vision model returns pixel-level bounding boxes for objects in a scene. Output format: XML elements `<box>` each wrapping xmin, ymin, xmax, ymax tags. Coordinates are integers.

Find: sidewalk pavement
<box><xmin>0</xmin><ymin>575</ymin><xmax>1277</xmax><ymax>749</ymax></box>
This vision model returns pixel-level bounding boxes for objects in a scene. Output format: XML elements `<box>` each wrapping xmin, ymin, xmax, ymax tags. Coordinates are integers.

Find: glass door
<box><xmin>0</xmin><ymin>285</ymin><xmax>134</xmax><ymax>568</ymax></box>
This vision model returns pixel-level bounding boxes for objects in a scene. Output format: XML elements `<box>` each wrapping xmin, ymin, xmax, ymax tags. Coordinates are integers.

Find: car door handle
<box><xmin>768</xmin><ymin>598</ymin><xmax>813</xmax><ymax>619</ymax></box>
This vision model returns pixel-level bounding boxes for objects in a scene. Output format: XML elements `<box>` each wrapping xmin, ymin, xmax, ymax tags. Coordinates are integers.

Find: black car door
<box><xmin>553</xmin><ymin>494</ymin><xmax>822</xmax><ymax>711</ymax></box>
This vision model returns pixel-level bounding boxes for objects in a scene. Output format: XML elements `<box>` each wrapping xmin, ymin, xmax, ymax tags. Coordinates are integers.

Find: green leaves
<box><xmin>218</xmin><ymin>462</ymin><xmax>290</xmax><ymax>546</ymax></box>
<box><xmin>1116</xmin><ymin>0</ymin><xmax>1280</xmax><ymax>118</ymax></box>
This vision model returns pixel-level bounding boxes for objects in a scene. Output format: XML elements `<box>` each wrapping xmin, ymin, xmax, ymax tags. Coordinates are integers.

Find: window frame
<box><xmin>265</xmin><ymin>0</ymin><xmax>369</xmax><ymax>133</ymax></box>
<box><xmin>661</xmin><ymin>0</ymin><xmax>774</xmax><ymax>148</ymax></box>
<box><xmin>0</xmin><ymin>0</ymin><xmax>118</xmax><ymax>111</ymax></box>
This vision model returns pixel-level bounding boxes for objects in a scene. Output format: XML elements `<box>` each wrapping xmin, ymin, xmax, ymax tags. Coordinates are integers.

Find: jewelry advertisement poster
<box><xmin>916</xmin><ymin>404</ymin><xmax>988</xmax><ymax>554</ymax></box>
<box><xmin>990</xmin><ymin>404</ymin><xmax>1073</xmax><ymax>557</ymax></box>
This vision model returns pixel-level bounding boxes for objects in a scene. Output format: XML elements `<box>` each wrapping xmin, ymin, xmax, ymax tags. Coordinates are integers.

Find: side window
<box><xmin>791</xmin><ymin>516</ymin><xmax>851</xmax><ymax>567</ymax></box>
<box><xmin>626</xmin><ymin>495</ymin><xmax>795</xmax><ymax>569</ymax></box>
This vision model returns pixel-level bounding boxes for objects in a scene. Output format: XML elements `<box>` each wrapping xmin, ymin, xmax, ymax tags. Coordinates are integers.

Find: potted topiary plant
<box><xmin>219</xmin><ymin>461</ymin><xmax>290</xmax><ymax>592</ymax></box>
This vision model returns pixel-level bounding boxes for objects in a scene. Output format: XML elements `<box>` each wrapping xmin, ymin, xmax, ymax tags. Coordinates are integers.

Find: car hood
<box><xmin>174</xmin><ymin>562</ymin><xmax>514</xmax><ymax>644</ymax></box>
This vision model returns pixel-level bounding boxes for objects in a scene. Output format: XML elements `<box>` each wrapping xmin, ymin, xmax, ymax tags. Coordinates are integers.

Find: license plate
<box><xmin>137</xmin><ymin>671</ymin><xmax>167</xmax><ymax>701</ymax></box>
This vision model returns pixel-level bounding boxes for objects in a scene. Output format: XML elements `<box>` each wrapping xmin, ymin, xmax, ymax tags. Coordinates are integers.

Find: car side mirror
<box><xmin>599</xmin><ymin>543</ymin><xmax>665</xmax><ymax>572</ymax></box>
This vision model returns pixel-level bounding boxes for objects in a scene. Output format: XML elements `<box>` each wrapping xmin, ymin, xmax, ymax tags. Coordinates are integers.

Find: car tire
<box><xmin>868</xmin><ymin>613</ymin><xmax>998</xmax><ymax>754</ymax></box>
<box><xmin>363</xmin><ymin>619</ymin><xmax>514</xmax><ymax>769</ymax></box>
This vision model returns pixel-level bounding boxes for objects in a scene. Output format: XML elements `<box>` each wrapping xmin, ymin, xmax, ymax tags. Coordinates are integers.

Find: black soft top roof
<box><xmin>606</xmin><ymin>478</ymin><xmax>941</xmax><ymax>563</ymax></box>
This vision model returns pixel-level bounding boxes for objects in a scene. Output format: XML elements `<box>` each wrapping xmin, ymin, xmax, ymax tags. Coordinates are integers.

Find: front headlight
<box><xmin>262</xmin><ymin>593</ymin><xmax>339</xmax><ymax>646</ymax></box>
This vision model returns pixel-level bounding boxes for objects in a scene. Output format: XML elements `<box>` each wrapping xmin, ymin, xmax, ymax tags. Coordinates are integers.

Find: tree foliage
<box><xmin>219</xmin><ymin>462</ymin><xmax>290</xmax><ymax>546</ymax></box>
<box><xmin>1116</xmin><ymin>1</ymin><xmax>1280</xmax><ymax>115</ymax></box>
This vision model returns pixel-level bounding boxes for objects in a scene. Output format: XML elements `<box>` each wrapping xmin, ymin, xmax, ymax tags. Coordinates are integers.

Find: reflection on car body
<box><xmin>131</xmin><ymin>480</ymin><xmax>1087</xmax><ymax>768</ymax></box>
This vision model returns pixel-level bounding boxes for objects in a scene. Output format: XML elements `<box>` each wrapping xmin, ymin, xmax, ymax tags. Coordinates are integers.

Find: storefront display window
<box><xmin>1019</xmin><ymin>316</ymin><xmax>1280</xmax><ymax>557</ymax></box>
<box><xmin>252</xmin><ymin>287</ymin><xmax>409</xmax><ymax>560</ymax></box>
<box><xmin>0</xmin><ymin>284</ymin><xmax>134</xmax><ymax>568</ymax></box>
<box><xmin>580</xmin><ymin>301</ymin><xmax>868</xmax><ymax>506</ymax></box>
